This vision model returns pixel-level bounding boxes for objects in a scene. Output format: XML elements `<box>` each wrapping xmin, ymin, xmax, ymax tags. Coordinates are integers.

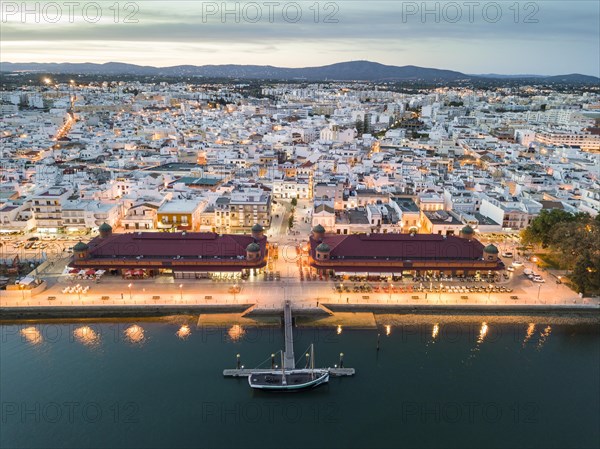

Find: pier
<box><xmin>223</xmin><ymin>299</ymin><xmax>355</xmax><ymax>378</ymax></box>
<box><xmin>223</xmin><ymin>368</ymin><xmax>355</xmax><ymax>377</ymax></box>
<box><xmin>283</xmin><ymin>300</ymin><xmax>295</xmax><ymax>369</ymax></box>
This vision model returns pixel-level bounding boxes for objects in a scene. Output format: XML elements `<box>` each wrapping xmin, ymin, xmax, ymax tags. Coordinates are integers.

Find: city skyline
<box><xmin>1</xmin><ymin>1</ymin><xmax>599</xmax><ymax>76</ymax></box>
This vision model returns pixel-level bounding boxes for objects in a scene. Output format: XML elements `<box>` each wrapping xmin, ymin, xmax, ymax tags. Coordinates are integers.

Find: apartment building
<box><xmin>30</xmin><ymin>187</ymin><xmax>73</xmax><ymax>233</ymax></box>
<box><xmin>214</xmin><ymin>188</ymin><xmax>272</xmax><ymax>234</ymax></box>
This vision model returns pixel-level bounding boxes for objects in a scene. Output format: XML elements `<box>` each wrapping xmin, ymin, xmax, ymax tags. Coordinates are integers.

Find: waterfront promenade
<box><xmin>2</xmin><ymin>235</ymin><xmax>599</xmax><ymax>319</ymax></box>
<box><xmin>1</xmin><ymin>257</ymin><xmax>598</xmax><ymax>319</ymax></box>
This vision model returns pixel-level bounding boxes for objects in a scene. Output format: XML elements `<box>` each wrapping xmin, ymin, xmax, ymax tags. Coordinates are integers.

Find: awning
<box><xmin>85</xmin><ymin>269</ymin><xmax>96</xmax><ymax>275</ymax></box>
<box><xmin>18</xmin><ymin>277</ymin><xmax>35</xmax><ymax>286</ymax></box>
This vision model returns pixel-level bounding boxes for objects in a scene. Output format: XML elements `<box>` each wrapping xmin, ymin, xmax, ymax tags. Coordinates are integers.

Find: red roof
<box><xmin>310</xmin><ymin>233</ymin><xmax>484</xmax><ymax>261</ymax></box>
<box><xmin>87</xmin><ymin>232</ymin><xmax>265</xmax><ymax>259</ymax></box>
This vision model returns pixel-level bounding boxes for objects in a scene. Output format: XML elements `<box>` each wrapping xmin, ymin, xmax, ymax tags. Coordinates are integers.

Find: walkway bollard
<box><xmin>236</xmin><ymin>354</ymin><xmax>241</xmax><ymax>369</ymax></box>
<box><xmin>271</xmin><ymin>353</ymin><xmax>275</xmax><ymax>369</ymax></box>
<box><xmin>339</xmin><ymin>352</ymin><xmax>344</xmax><ymax>368</ymax></box>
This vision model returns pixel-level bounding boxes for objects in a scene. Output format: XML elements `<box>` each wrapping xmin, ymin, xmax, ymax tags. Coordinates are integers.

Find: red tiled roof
<box><xmin>310</xmin><ymin>233</ymin><xmax>484</xmax><ymax>261</ymax></box>
<box><xmin>87</xmin><ymin>232</ymin><xmax>266</xmax><ymax>259</ymax></box>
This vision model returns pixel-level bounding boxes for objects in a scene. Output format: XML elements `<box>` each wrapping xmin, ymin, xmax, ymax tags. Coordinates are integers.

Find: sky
<box><xmin>1</xmin><ymin>1</ymin><xmax>599</xmax><ymax>76</ymax></box>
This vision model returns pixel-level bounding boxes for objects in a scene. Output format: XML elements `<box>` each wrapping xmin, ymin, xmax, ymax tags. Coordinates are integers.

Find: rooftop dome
<box><xmin>99</xmin><ymin>222</ymin><xmax>112</xmax><ymax>232</ymax></box>
<box><xmin>246</xmin><ymin>242</ymin><xmax>261</xmax><ymax>252</ymax></box>
<box><xmin>251</xmin><ymin>223</ymin><xmax>264</xmax><ymax>232</ymax></box>
<box><xmin>73</xmin><ymin>241</ymin><xmax>89</xmax><ymax>251</ymax></box>
<box><xmin>316</xmin><ymin>242</ymin><xmax>330</xmax><ymax>252</ymax></box>
<box><xmin>484</xmin><ymin>244</ymin><xmax>499</xmax><ymax>254</ymax></box>
<box><xmin>312</xmin><ymin>224</ymin><xmax>325</xmax><ymax>234</ymax></box>
<box><xmin>461</xmin><ymin>225</ymin><xmax>474</xmax><ymax>235</ymax></box>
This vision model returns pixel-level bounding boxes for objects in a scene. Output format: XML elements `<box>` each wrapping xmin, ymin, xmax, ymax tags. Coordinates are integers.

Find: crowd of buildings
<box><xmin>1</xmin><ymin>79</ymin><xmax>599</xmax><ymax>251</ymax></box>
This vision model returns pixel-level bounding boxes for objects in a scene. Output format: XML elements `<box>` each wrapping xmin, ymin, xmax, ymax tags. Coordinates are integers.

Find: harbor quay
<box><xmin>2</xmin><ymin>226</ymin><xmax>598</xmax><ymax>319</ymax></box>
<box><xmin>1</xmin><ymin>259</ymin><xmax>598</xmax><ymax>319</ymax></box>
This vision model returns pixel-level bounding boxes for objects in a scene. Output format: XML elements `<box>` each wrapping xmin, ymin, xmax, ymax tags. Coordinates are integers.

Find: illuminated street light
<box><xmin>128</xmin><ymin>283</ymin><xmax>132</xmax><ymax>300</ymax></box>
<box><xmin>179</xmin><ymin>284</ymin><xmax>183</xmax><ymax>301</ymax></box>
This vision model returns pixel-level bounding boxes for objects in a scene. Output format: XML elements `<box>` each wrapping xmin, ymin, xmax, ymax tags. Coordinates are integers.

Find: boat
<box><xmin>248</xmin><ymin>345</ymin><xmax>329</xmax><ymax>392</ymax></box>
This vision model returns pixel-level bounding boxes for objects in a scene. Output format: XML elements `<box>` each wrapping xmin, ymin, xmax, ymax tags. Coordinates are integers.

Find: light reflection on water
<box><xmin>124</xmin><ymin>324</ymin><xmax>145</xmax><ymax>344</ymax></box>
<box><xmin>227</xmin><ymin>324</ymin><xmax>244</xmax><ymax>342</ymax></box>
<box><xmin>176</xmin><ymin>324</ymin><xmax>191</xmax><ymax>340</ymax></box>
<box><xmin>522</xmin><ymin>323</ymin><xmax>536</xmax><ymax>347</ymax></box>
<box><xmin>73</xmin><ymin>326</ymin><xmax>101</xmax><ymax>347</ymax></box>
<box><xmin>20</xmin><ymin>326</ymin><xmax>42</xmax><ymax>346</ymax></box>
<box><xmin>537</xmin><ymin>325</ymin><xmax>552</xmax><ymax>350</ymax></box>
<box><xmin>2</xmin><ymin>317</ymin><xmax>598</xmax><ymax>449</ymax></box>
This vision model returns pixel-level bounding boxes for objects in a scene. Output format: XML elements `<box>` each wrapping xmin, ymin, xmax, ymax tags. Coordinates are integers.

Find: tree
<box><xmin>522</xmin><ymin>210</ymin><xmax>600</xmax><ymax>295</ymax></box>
<box><xmin>570</xmin><ymin>251</ymin><xmax>600</xmax><ymax>296</ymax></box>
<box><xmin>291</xmin><ymin>198</ymin><xmax>297</xmax><ymax>207</ymax></box>
<box><xmin>355</xmin><ymin>119</ymin><xmax>364</xmax><ymax>136</ymax></box>
<box><xmin>521</xmin><ymin>209</ymin><xmax>578</xmax><ymax>247</ymax></box>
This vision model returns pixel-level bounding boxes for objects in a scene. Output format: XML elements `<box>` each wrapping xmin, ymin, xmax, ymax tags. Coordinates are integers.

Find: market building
<box><xmin>308</xmin><ymin>225</ymin><xmax>503</xmax><ymax>277</ymax></box>
<box><xmin>70</xmin><ymin>223</ymin><xmax>268</xmax><ymax>279</ymax></box>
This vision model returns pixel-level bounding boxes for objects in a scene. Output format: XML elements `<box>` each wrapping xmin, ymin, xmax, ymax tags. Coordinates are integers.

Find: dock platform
<box><xmin>223</xmin><ymin>368</ymin><xmax>355</xmax><ymax>377</ymax></box>
<box><xmin>223</xmin><ymin>300</ymin><xmax>355</xmax><ymax>379</ymax></box>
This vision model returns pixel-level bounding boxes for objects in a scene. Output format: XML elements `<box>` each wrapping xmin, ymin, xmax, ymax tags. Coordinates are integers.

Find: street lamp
<box><xmin>537</xmin><ymin>284</ymin><xmax>542</xmax><ymax>300</ymax></box>
<box><xmin>488</xmin><ymin>284</ymin><xmax>492</xmax><ymax>300</ymax></box>
<box><xmin>128</xmin><ymin>283</ymin><xmax>132</xmax><ymax>300</ymax></box>
<box><xmin>389</xmin><ymin>283</ymin><xmax>393</xmax><ymax>300</ymax></box>
<box><xmin>439</xmin><ymin>283</ymin><xmax>443</xmax><ymax>301</ymax></box>
<box><xmin>179</xmin><ymin>284</ymin><xmax>183</xmax><ymax>301</ymax></box>
<box><xmin>233</xmin><ymin>284</ymin><xmax>238</xmax><ymax>301</ymax></box>
<box><xmin>20</xmin><ymin>284</ymin><xmax>25</xmax><ymax>300</ymax></box>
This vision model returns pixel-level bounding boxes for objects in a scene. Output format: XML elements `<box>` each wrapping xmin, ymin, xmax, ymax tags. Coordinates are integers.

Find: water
<box><xmin>1</xmin><ymin>317</ymin><xmax>599</xmax><ymax>449</ymax></box>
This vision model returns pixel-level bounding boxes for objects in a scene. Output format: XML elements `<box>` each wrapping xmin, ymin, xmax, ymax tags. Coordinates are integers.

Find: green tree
<box><xmin>355</xmin><ymin>119</ymin><xmax>364</xmax><ymax>136</ymax></box>
<box><xmin>521</xmin><ymin>209</ymin><xmax>578</xmax><ymax>247</ymax></box>
<box><xmin>291</xmin><ymin>198</ymin><xmax>297</xmax><ymax>207</ymax></box>
<box><xmin>570</xmin><ymin>251</ymin><xmax>600</xmax><ymax>296</ymax></box>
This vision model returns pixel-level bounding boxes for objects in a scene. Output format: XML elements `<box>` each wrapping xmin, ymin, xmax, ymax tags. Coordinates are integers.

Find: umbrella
<box><xmin>85</xmin><ymin>269</ymin><xmax>95</xmax><ymax>276</ymax></box>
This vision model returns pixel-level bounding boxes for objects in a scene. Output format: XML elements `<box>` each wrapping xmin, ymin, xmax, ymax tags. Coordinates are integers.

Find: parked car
<box><xmin>532</xmin><ymin>276</ymin><xmax>545</xmax><ymax>283</ymax></box>
<box><xmin>502</xmin><ymin>252</ymin><xmax>513</xmax><ymax>258</ymax></box>
<box><xmin>512</xmin><ymin>260</ymin><xmax>524</xmax><ymax>267</ymax></box>
<box><xmin>506</xmin><ymin>266</ymin><xmax>515</xmax><ymax>272</ymax></box>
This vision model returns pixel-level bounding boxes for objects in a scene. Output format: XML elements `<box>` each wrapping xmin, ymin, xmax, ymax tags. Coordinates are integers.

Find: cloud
<box><xmin>0</xmin><ymin>1</ymin><xmax>598</xmax><ymax>75</ymax></box>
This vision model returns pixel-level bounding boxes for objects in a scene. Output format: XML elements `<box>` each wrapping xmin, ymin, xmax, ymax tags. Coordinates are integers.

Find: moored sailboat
<box><xmin>248</xmin><ymin>344</ymin><xmax>329</xmax><ymax>391</ymax></box>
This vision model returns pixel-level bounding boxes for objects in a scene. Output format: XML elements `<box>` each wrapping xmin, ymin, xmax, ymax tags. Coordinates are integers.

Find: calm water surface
<box><xmin>1</xmin><ymin>317</ymin><xmax>599</xmax><ymax>449</ymax></box>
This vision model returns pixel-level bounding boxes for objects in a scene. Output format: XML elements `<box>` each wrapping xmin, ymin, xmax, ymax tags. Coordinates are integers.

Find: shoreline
<box><xmin>1</xmin><ymin>302</ymin><xmax>598</xmax><ymax>323</ymax></box>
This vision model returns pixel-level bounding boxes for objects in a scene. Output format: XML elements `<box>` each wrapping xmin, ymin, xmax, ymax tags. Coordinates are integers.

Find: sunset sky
<box><xmin>1</xmin><ymin>1</ymin><xmax>599</xmax><ymax>75</ymax></box>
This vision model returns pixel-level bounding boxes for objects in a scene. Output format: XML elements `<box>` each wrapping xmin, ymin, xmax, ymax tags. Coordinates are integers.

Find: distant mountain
<box><xmin>1</xmin><ymin>60</ymin><xmax>598</xmax><ymax>83</ymax></box>
<box><xmin>541</xmin><ymin>73</ymin><xmax>600</xmax><ymax>84</ymax></box>
<box><xmin>476</xmin><ymin>72</ymin><xmax>600</xmax><ymax>84</ymax></box>
<box><xmin>0</xmin><ymin>61</ymin><xmax>472</xmax><ymax>81</ymax></box>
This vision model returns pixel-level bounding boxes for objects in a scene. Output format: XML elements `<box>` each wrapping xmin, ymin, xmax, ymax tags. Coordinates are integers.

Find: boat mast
<box><xmin>281</xmin><ymin>350</ymin><xmax>286</xmax><ymax>385</ymax></box>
